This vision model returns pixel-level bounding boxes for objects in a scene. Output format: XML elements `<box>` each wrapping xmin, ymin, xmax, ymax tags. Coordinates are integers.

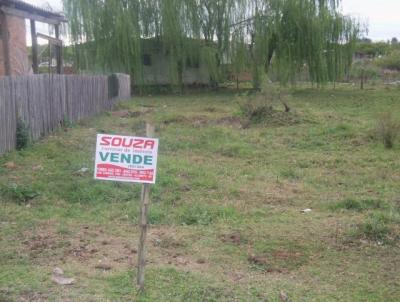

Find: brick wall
<box><xmin>0</xmin><ymin>14</ymin><xmax>6</xmax><ymax>75</ymax></box>
<box><xmin>0</xmin><ymin>13</ymin><xmax>30</xmax><ymax>76</ymax></box>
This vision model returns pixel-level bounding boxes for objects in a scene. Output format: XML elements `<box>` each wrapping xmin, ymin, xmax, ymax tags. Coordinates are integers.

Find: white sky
<box><xmin>25</xmin><ymin>0</ymin><xmax>400</xmax><ymax>43</ymax></box>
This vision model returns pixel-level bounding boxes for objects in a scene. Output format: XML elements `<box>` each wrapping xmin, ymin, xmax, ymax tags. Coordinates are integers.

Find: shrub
<box><xmin>352</xmin><ymin>210</ymin><xmax>400</xmax><ymax>243</ymax></box>
<box><xmin>16</xmin><ymin>118</ymin><xmax>29</xmax><ymax>150</ymax></box>
<box><xmin>238</xmin><ymin>99</ymin><xmax>274</xmax><ymax>123</ymax></box>
<box><xmin>238</xmin><ymin>79</ymin><xmax>292</xmax><ymax>125</ymax></box>
<box><xmin>358</xmin><ymin>213</ymin><xmax>391</xmax><ymax>241</ymax></box>
<box><xmin>62</xmin><ymin>116</ymin><xmax>74</xmax><ymax>128</ymax></box>
<box><xmin>375</xmin><ymin>113</ymin><xmax>400</xmax><ymax>149</ymax></box>
<box><xmin>376</xmin><ymin>50</ymin><xmax>400</xmax><ymax>71</ymax></box>
<box><xmin>1</xmin><ymin>183</ymin><xmax>39</xmax><ymax>203</ymax></box>
<box><xmin>350</xmin><ymin>61</ymin><xmax>380</xmax><ymax>89</ymax></box>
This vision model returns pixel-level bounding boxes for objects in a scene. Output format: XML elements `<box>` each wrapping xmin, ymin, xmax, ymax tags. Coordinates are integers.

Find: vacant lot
<box><xmin>1</xmin><ymin>85</ymin><xmax>399</xmax><ymax>301</ymax></box>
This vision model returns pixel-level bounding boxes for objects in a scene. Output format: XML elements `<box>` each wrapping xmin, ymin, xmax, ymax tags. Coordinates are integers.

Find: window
<box><xmin>143</xmin><ymin>54</ymin><xmax>152</xmax><ymax>66</ymax></box>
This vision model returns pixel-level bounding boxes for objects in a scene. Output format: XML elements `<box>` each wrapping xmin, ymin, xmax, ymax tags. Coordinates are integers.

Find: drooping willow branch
<box><xmin>63</xmin><ymin>0</ymin><xmax>361</xmax><ymax>87</ymax></box>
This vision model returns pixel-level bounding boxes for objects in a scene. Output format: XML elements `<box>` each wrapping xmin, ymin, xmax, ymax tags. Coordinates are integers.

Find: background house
<box><xmin>0</xmin><ymin>0</ymin><xmax>66</xmax><ymax>76</ymax></box>
<box><xmin>141</xmin><ymin>43</ymin><xmax>211</xmax><ymax>86</ymax></box>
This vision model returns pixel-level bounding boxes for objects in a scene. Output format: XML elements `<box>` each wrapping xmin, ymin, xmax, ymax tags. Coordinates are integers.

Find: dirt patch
<box><xmin>23</xmin><ymin>233</ymin><xmax>69</xmax><ymax>260</ymax></box>
<box><xmin>4</xmin><ymin>161</ymin><xmax>17</xmax><ymax>169</ymax></box>
<box><xmin>272</xmin><ymin>250</ymin><xmax>304</xmax><ymax>261</ymax></box>
<box><xmin>147</xmin><ymin>228</ymin><xmax>211</xmax><ymax>273</ymax></box>
<box><xmin>112</xmin><ymin>109</ymin><xmax>152</xmax><ymax>119</ymax></box>
<box><xmin>248</xmin><ymin>249</ymin><xmax>305</xmax><ymax>273</ymax></box>
<box><xmin>248</xmin><ymin>254</ymin><xmax>268</xmax><ymax>266</ymax></box>
<box><xmin>214</xmin><ymin>116</ymin><xmax>244</xmax><ymax>128</ymax></box>
<box><xmin>21</xmin><ymin>223</ymin><xmax>136</xmax><ymax>272</ymax></box>
<box><xmin>18</xmin><ymin>290</ymin><xmax>49</xmax><ymax>302</ymax></box>
<box><xmin>219</xmin><ymin>232</ymin><xmax>245</xmax><ymax>245</ymax></box>
<box><xmin>191</xmin><ymin>116</ymin><xmax>210</xmax><ymax>127</ymax></box>
<box><xmin>162</xmin><ymin>115</ymin><xmax>190</xmax><ymax>125</ymax></box>
<box><xmin>203</xmin><ymin>107</ymin><xmax>217</xmax><ymax>113</ymax></box>
<box><xmin>150</xmin><ymin>229</ymin><xmax>186</xmax><ymax>249</ymax></box>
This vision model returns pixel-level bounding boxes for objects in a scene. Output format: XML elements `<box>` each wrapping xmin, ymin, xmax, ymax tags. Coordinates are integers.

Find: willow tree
<box><xmin>63</xmin><ymin>0</ymin><xmax>360</xmax><ymax>88</ymax></box>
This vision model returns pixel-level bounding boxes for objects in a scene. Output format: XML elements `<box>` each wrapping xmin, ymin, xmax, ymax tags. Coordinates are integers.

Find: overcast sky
<box><xmin>25</xmin><ymin>0</ymin><xmax>400</xmax><ymax>42</ymax></box>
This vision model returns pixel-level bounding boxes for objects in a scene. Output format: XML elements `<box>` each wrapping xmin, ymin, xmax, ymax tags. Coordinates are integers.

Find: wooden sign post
<box><xmin>137</xmin><ymin>124</ymin><xmax>154</xmax><ymax>290</ymax></box>
<box><xmin>94</xmin><ymin>123</ymin><xmax>158</xmax><ymax>291</ymax></box>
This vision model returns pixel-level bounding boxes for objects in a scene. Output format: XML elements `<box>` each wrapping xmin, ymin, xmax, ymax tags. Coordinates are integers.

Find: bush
<box><xmin>351</xmin><ymin>210</ymin><xmax>400</xmax><ymax>243</ymax></box>
<box><xmin>1</xmin><ymin>183</ymin><xmax>39</xmax><ymax>203</ymax></box>
<box><xmin>350</xmin><ymin>61</ymin><xmax>380</xmax><ymax>89</ymax></box>
<box><xmin>238</xmin><ymin>99</ymin><xmax>274</xmax><ymax>123</ymax></box>
<box><xmin>375</xmin><ymin>113</ymin><xmax>400</xmax><ymax>149</ymax></box>
<box><xmin>358</xmin><ymin>213</ymin><xmax>391</xmax><ymax>241</ymax></box>
<box><xmin>376</xmin><ymin>50</ymin><xmax>400</xmax><ymax>71</ymax></box>
<box><xmin>16</xmin><ymin>118</ymin><xmax>29</xmax><ymax>150</ymax></box>
<box><xmin>62</xmin><ymin>116</ymin><xmax>74</xmax><ymax>128</ymax></box>
<box><xmin>238</xmin><ymin>80</ymin><xmax>292</xmax><ymax>124</ymax></box>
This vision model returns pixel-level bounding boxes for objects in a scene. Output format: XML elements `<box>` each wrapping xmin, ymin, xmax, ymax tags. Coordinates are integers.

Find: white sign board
<box><xmin>94</xmin><ymin>134</ymin><xmax>158</xmax><ymax>184</ymax></box>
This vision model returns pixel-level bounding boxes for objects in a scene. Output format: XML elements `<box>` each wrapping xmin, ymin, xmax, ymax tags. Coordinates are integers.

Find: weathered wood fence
<box><xmin>0</xmin><ymin>73</ymin><xmax>130</xmax><ymax>155</ymax></box>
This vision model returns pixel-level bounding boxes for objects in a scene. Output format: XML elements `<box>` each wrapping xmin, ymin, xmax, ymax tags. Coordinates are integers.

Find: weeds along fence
<box><xmin>0</xmin><ymin>73</ymin><xmax>130</xmax><ymax>155</ymax></box>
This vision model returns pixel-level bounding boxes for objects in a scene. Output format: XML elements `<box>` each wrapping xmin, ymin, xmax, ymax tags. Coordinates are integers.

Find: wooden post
<box><xmin>48</xmin><ymin>41</ymin><xmax>52</xmax><ymax>74</ymax></box>
<box><xmin>30</xmin><ymin>20</ymin><xmax>39</xmax><ymax>74</ymax></box>
<box><xmin>137</xmin><ymin>123</ymin><xmax>155</xmax><ymax>291</ymax></box>
<box><xmin>360</xmin><ymin>68</ymin><xmax>365</xmax><ymax>90</ymax></box>
<box><xmin>55</xmin><ymin>24</ymin><xmax>63</xmax><ymax>74</ymax></box>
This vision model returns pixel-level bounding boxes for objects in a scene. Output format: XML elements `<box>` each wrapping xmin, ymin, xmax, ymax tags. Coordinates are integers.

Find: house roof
<box><xmin>0</xmin><ymin>0</ymin><xmax>67</xmax><ymax>24</ymax></box>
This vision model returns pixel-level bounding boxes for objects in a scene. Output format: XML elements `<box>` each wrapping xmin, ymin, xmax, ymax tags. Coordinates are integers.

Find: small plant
<box><xmin>238</xmin><ymin>79</ymin><xmax>292</xmax><ymax>125</ymax></box>
<box><xmin>176</xmin><ymin>204</ymin><xmax>237</xmax><ymax>226</ymax></box>
<box><xmin>1</xmin><ymin>183</ymin><xmax>39</xmax><ymax>203</ymax></box>
<box><xmin>350</xmin><ymin>61</ymin><xmax>380</xmax><ymax>89</ymax></box>
<box><xmin>331</xmin><ymin>198</ymin><xmax>387</xmax><ymax>212</ymax></box>
<box><xmin>16</xmin><ymin>118</ymin><xmax>29</xmax><ymax>150</ymax></box>
<box><xmin>375</xmin><ymin>113</ymin><xmax>400</xmax><ymax>149</ymax></box>
<box><xmin>357</xmin><ymin>213</ymin><xmax>391</xmax><ymax>242</ymax></box>
<box><xmin>238</xmin><ymin>99</ymin><xmax>274</xmax><ymax>124</ymax></box>
<box><xmin>62</xmin><ymin>116</ymin><xmax>74</xmax><ymax>128</ymax></box>
<box><xmin>351</xmin><ymin>210</ymin><xmax>400</xmax><ymax>243</ymax></box>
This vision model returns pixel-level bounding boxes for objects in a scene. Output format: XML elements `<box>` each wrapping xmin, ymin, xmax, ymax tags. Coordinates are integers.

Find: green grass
<box><xmin>1</xmin><ymin>84</ymin><xmax>400</xmax><ymax>301</ymax></box>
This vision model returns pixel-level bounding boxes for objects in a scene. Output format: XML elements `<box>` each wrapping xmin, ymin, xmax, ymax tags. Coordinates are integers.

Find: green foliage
<box><xmin>1</xmin><ymin>183</ymin><xmax>39</xmax><ymax>203</ymax></box>
<box><xmin>107</xmin><ymin>268</ymin><xmax>231</xmax><ymax>301</ymax></box>
<box><xmin>331</xmin><ymin>199</ymin><xmax>388</xmax><ymax>212</ymax></box>
<box><xmin>350</xmin><ymin>61</ymin><xmax>380</xmax><ymax>84</ymax></box>
<box><xmin>239</xmin><ymin>99</ymin><xmax>274</xmax><ymax>124</ymax></box>
<box><xmin>62</xmin><ymin>116</ymin><xmax>74</xmax><ymax>128</ymax></box>
<box><xmin>375</xmin><ymin>112</ymin><xmax>400</xmax><ymax>149</ymax></box>
<box><xmin>64</xmin><ymin>0</ymin><xmax>360</xmax><ymax>88</ymax></box>
<box><xmin>355</xmin><ymin>40</ymin><xmax>391</xmax><ymax>57</ymax></box>
<box><xmin>238</xmin><ymin>79</ymin><xmax>293</xmax><ymax>125</ymax></box>
<box><xmin>176</xmin><ymin>204</ymin><xmax>238</xmax><ymax>226</ymax></box>
<box><xmin>354</xmin><ymin>211</ymin><xmax>400</xmax><ymax>243</ymax></box>
<box><xmin>376</xmin><ymin>50</ymin><xmax>400</xmax><ymax>71</ymax></box>
<box><xmin>16</xmin><ymin>118</ymin><xmax>29</xmax><ymax>150</ymax></box>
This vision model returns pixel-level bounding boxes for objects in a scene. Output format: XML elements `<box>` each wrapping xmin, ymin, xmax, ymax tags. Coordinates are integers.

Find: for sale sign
<box><xmin>94</xmin><ymin>134</ymin><xmax>158</xmax><ymax>184</ymax></box>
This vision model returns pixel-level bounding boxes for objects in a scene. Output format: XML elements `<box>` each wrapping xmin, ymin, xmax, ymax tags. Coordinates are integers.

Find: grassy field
<box><xmin>1</xmin><ymin>84</ymin><xmax>400</xmax><ymax>301</ymax></box>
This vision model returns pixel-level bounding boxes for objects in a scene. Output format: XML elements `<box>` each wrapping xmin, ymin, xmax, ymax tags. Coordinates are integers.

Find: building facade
<box><xmin>0</xmin><ymin>0</ymin><xmax>66</xmax><ymax>76</ymax></box>
<box><xmin>0</xmin><ymin>12</ymin><xmax>29</xmax><ymax>75</ymax></box>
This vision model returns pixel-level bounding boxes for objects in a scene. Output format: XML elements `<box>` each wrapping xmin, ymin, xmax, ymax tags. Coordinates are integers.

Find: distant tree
<box><xmin>391</xmin><ymin>37</ymin><xmax>398</xmax><ymax>45</ymax></box>
<box><xmin>63</xmin><ymin>0</ymin><xmax>361</xmax><ymax>88</ymax></box>
<box><xmin>350</xmin><ymin>61</ymin><xmax>379</xmax><ymax>89</ymax></box>
<box><xmin>355</xmin><ymin>41</ymin><xmax>390</xmax><ymax>58</ymax></box>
